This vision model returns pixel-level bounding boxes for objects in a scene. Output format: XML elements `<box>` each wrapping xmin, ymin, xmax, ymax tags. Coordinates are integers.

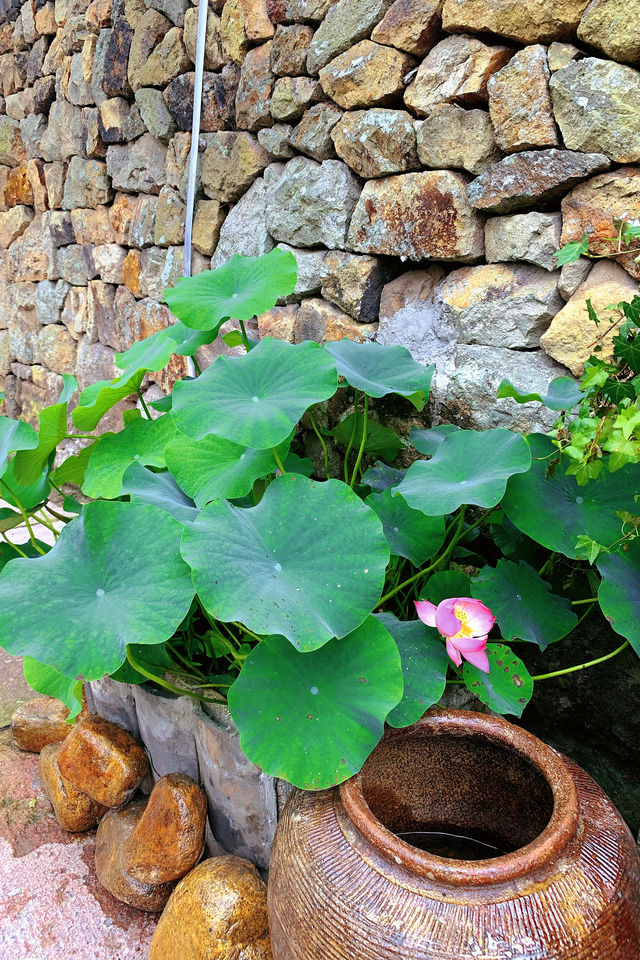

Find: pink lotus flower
<box><xmin>415</xmin><ymin>597</ymin><xmax>494</xmax><ymax>674</ymax></box>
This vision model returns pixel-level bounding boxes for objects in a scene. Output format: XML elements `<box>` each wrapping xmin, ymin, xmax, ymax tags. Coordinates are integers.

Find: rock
<box><xmin>441</xmin><ymin>0</ymin><xmax>591</xmax><ymax>44</ymax></box>
<box><xmin>6</xmin><ymin>215</ymin><xmax>57</xmax><ymax>283</ymax></box>
<box><xmin>467</xmin><ymin>149</ymin><xmax>611</xmax><ymax>214</ymax></box>
<box><xmin>95</xmin><ymin>801</ymin><xmax>176</xmax><ymax>911</ymax></box>
<box><xmin>202</xmin><ymin>131</ymin><xmax>272</xmax><ymax>203</ymax></box>
<box><xmin>135</xmin><ymin>245</ymin><xmax>209</xmax><ymax>300</ymax></box>
<box><xmin>0</xmin><ymin>116</ymin><xmax>27</xmax><ymax>167</ymax></box>
<box><xmin>106</xmin><ymin>134</ymin><xmax>167</xmax><ymax>194</ymax></box>
<box><xmin>70</xmin><ymin>206</ymin><xmax>116</xmax><ymax>245</ymax></box>
<box><xmin>93</xmin><ymin>243</ymin><xmax>127</xmax><ymax>283</ymax></box>
<box><xmin>98</xmin><ymin>98</ymin><xmax>146</xmax><ymax>143</ymax></box>
<box><xmin>11</xmin><ymin>696</ymin><xmax>79</xmax><ymax>751</ymax></box>
<box><xmin>211</xmin><ymin>175</ymin><xmax>276</xmax><ymax>266</ymax></box>
<box><xmin>371</xmin><ymin>0</ymin><xmax>441</xmax><ymax>56</ymax></box>
<box><xmin>35</xmin><ymin>278</ymin><xmax>71</xmax><ymax>325</ymax></box>
<box><xmin>331</xmin><ymin>108</ymin><xmax>418</xmax><ymax>178</ymax></box>
<box><xmin>277</xmin><ymin>242</ymin><xmax>327</xmax><ymax>299</ymax></box>
<box><xmin>348</xmin><ymin>170</ymin><xmax>484</xmax><ymax>261</ymax></box>
<box><xmin>560</xmin><ymin>167</ymin><xmax>640</xmax><ymax>280</ymax></box>
<box><xmin>416</xmin><ymin>104</ymin><xmax>501</xmax><ymax>176</ymax></box>
<box><xmin>0</xmin><ymin>205</ymin><xmax>33</xmax><ymax>249</ymax></box>
<box><xmin>266</xmin><ymin>0</ymin><xmax>336</xmax><ymax>24</ymax></box>
<box><xmin>39</xmin><ymin>741</ymin><xmax>107</xmax><ymax>831</ymax></box>
<box><xmin>40</xmin><ymin>100</ymin><xmax>84</xmax><ymax>161</ymax></box>
<box><xmin>55</xmin><ymin>244</ymin><xmax>97</xmax><ymax>286</ymax></box>
<box><xmin>221</xmin><ymin>0</ymin><xmax>274</xmax><ymax>66</ymax></box>
<box><xmin>121</xmin><ymin>773</ymin><xmax>207</xmax><ymax>884</ymax></box>
<box><xmin>135</xmin><ymin>87</ymin><xmax>177</xmax><ymax>142</ymax></box>
<box><xmin>149</xmin><ymin>856</ymin><xmax>272</xmax><ymax>960</ymax></box>
<box><xmin>101</xmin><ymin>18</ymin><xmax>134</xmax><ymax>98</ymax></box>
<box><xmin>289</xmin><ymin>103</ymin><xmax>341</xmax><ymax>159</ymax></box>
<box><xmin>445</xmin><ymin>345</ymin><xmax>571</xmax><ymax>431</ymax></box>
<box><xmin>577</xmin><ymin>0</ymin><xmax>640</xmax><ymax>64</ymax></box>
<box><xmin>559</xmin><ymin>259</ymin><xmax>592</xmax><ymax>300</ymax></box>
<box><xmin>258</xmin><ymin>122</ymin><xmax>296</xmax><ymax>158</ymax></box>
<box><xmin>265</xmin><ymin>156</ymin><xmax>361</xmax><ymax>248</ymax></box>
<box><xmin>32</xmin><ymin>76</ymin><xmax>57</xmax><ymax>115</ymax></box>
<box><xmin>404</xmin><ymin>35</ymin><xmax>512</xmax><ymax>116</ymax></box>
<box><xmin>270</xmin><ymin>23</ymin><xmax>313</xmax><ymax>75</ymax></box>
<box><xmin>320</xmin><ymin>250</ymin><xmax>391</xmax><ymax>320</ymax></box>
<box><xmin>164</xmin><ymin>131</ymin><xmax>194</xmax><ymax>198</ymax></box>
<box><xmin>550</xmin><ymin>59</ymin><xmax>640</xmax><ymax>164</ymax></box>
<box><xmin>271</xmin><ymin>75</ymin><xmax>324</xmax><ymax>122</ymax></box>
<box><xmin>26</xmin><ymin>159</ymin><xmax>48</xmax><ymax>213</ymax></box>
<box><xmin>439</xmin><ymin>263</ymin><xmax>564</xmax><ymax>348</ymax></box>
<box><xmin>43</xmin><ymin>163</ymin><xmax>67</xmax><ymax>211</ymax></box>
<box><xmin>547</xmin><ymin>41</ymin><xmax>583</xmax><ymax>72</ymax></box>
<box><xmin>146</xmin><ymin>0</ymin><xmax>189</xmax><ymax>26</ymax></box>
<box><xmin>378</xmin><ymin>265</ymin><xmax>445</xmax><ymax>319</ymax></box>
<box><xmin>192</xmin><ymin>199</ymin><xmax>226</xmax><ymax>255</ymax></box>
<box><xmin>257</xmin><ymin>303</ymin><xmax>299</xmax><ymax>339</ymax></box>
<box><xmin>38</xmin><ymin>323</ymin><xmax>78</xmax><ymax>372</ymax></box>
<box><xmin>57</xmin><ymin>714</ymin><xmax>149</xmax><ymax>807</ymax></box>
<box><xmin>5</xmin><ymin>164</ymin><xmax>33</xmax><ymax>207</ymax></box>
<box><xmin>295</xmin><ymin>296</ymin><xmax>376</xmax><ymax>341</ymax></box>
<box><xmin>485</xmin><ymin>212</ymin><xmax>562</xmax><ymax>271</ymax></box>
<box><xmin>136</xmin><ymin>26</ymin><xmax>192</xmax><ymax>88</ymax></box>
<box><xmin>65</xmin><ymin>52</ymin><xmax>94</xmax><ymax>105</ymax></box>
<box><xmin>235</xmin><ymin>42</ymin><xmax>274</xmax><ymax>130</ymax></box>
<box><xmin>540</xmin><ymin>260</ymin><xmax>638</xmax><ymax>375</ymax></box>
<box><xmin>201</xmin><ymin>65</ymin><xmax>242</xmax><ymax>132</ymax></box>
<box><xmin>152</xmin><ymin>187</ymin><xmax>186</xmax><ymax>246</ymax></box>
<box><xmin>62</xmin><ymin>157</ymin><xmax>113</xmax><ymax>209</ymax></box>
<box><xmin>487</xmin><ymin>45</ymin><xmax>558</xmax><ymax>152</ymax></box>
<box><xmin>307</xmin><ymin>0</ymin><xmax>393</xmax><ymax>74</ymax></box>
<box><xmin>319</xmin><ymin>40</ymin><xmax>415</xmax><ymax>110</ymax></box>
<box><xmin>183</xmin><ymin>5</ymin><xmax>225</xmax><ymax>71</ymax></box>
<box><xmin>128</xmin><ymin>10</ymin><xmax>172</xmax><ymax>92</ymax></box>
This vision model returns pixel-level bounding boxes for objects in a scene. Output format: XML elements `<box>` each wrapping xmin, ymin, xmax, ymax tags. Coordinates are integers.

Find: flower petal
<box><xmin>453</xmin><ymin>598</ymin><xmax>495</xmax><ymax>636</ymax></box>
<box><xmin>414</xmin><ymin>600</ymin><xmax>437</xmax><ymax>628</ymax></box>
<box><xmin>451</xmin><ymin>634</ymin><xmax>488</xmax><ymax>654</ymax></box>
<box><xmin>463</xmin><ymin>646</ymin><xmax>490</xmax><ymax>674</ymax></box>
<box><xmin>445</xmin><ymin>637</ymin><xmax>462</xmax><ymax>667</ymax></box>
<box><xmin>435</xmin><ymin>599</ymin><xmax>462</xmax><ymax>638</ymax></box>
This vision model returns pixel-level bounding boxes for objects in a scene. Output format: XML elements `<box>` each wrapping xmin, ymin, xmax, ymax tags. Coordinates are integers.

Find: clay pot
<box><xmin>268</xmin><ymin>710</ymin><xmax>640</xmax><ymax>959</ymax></box>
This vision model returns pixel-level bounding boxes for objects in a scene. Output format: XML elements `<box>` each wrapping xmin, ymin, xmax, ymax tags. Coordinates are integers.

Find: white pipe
<box><xmin>183</xmin><ymin>0</ymin><xmax>209</xmax><ymax>377</ymax></box>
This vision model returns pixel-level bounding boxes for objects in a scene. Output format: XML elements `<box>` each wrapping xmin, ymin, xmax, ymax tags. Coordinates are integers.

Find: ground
<box><xmin>0</xmin><ymin>651</ymin><xmax>159</xmax><ymax>960</ymax></box>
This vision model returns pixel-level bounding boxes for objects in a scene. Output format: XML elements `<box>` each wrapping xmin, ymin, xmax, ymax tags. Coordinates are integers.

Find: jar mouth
<box><xmin>339</xmin><ymin>710</ymin><xmax>580</xmax><ymax>886</ymax></box>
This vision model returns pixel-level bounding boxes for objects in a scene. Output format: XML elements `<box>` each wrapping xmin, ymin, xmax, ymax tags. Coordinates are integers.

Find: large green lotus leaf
<box><xmin>82</xmin><ymin>415</ymin><xmax>177</xmax><ymax>499</ymax></box>
<box><xmin>12</xmin><ymin>376</ymin><xmax>77</xmax><ymax>486</ymax></box>
<box><xmin>463</xmin><ymin>642</ymin><xmax>533</xmax><ymax>718</ymax></box>
<box><xmin>0</xmin><ymin>416</ymin><xmax>38</xmax><ymax>478</ymax></box>
<box><xmin>502</xmin><ymin>434</ymin><xmax>640</xmax><ymax>559</ymax></box>
<box><xmin>375</xmin><ymin>612</ymin><xmax>448</xmax><ymax>727</ymax></box>
<box><xmin>72</xmin><ymin>370</ymin><xmax>145</xmax><ymax>431</ymax></box>
<box><xmin>497</xmin><ymin>377</ymin><xmax>582</xmax><ymax>411</ymax></box>
<box><xmin>164</xmin><ymin>249</ymin><xmax>298</xmax><ymax>330</ymax></box>
<box><xmin>228</xmin><ymin>616</ymin><xmax>403</xmax><ymax>788</ymax></box>
<box><xmin>2</xmin><ymin>458</ymin><xmax>50</xmax><ymax>511</ymax></box>
<box><xmin>121</xmin><ymin>463</ymin><xmax>200</xmax><ymax>524</ymax></box>
<box><xmin>330</xmin><ymin>413</ymin><xmax>402</xmax><ymax>462</ymax></box>
<box><xmin>472</xmin><ymin>559</ymin><xmax>577</xmax><ymax>650</ymax></box>
<box><xmin>165</xmin><ymin>432</ymin><xmax>291</xmax><ymax>507</ymax></box>
<box><xmin>115</xmin><ymin>323</ymin><xmax>212</xmax><ymax>381</ymax></box>
<box><xmin>361</xmin><ymin>461</ymin><xmax>406</xmax><ymax>492</ymax></box>
<box><xmin>421</xmin><ymin>569</ymin><xmax>471</xmax><ymax>605</ymax></box>
<box><xmin>182</xmin><ymin>474</ymin><xmax>389</xmax><ymax>651</ymax></box>
<box><xmin>172</xmin><ymin>338</ymin><xmax>338</xmax><ymax>448</ymax></box>
<box><xmin>0</xmin><ymin>539</ymin><xmax>49</xmax><ymax>571</ymax></box>
<box><xmin>23</xmin><ymin>657</ymin><xmax>83</xmax><ymax>720</ymax></box>
<box><xmin>323</xmin><ymin>340</ymin><xmax>434</xmax><ymax>411</ymax></box>
<box><xmin>410</xmin><ymin>424</ymin><xmax>459</xmax><ymax>456</ymax></box>
<box><xmin>0</xmin><ymin>500</ymin><xmax>196</xmax><ymax>680</ymax></box>
<box><xmin>52</xmin><ymin>442</ymin><xmax>98</xmax><ymax>488</ymax></box>
<box><xmin>393</xmin><ymin>429</ymin><xmax>531</xmax><ymax>516</ymax></box>
<box><xmin>597</xmin><ymin>541</ymin><xmax>640</xmax><ymax>655</ymax></box>
<box><xmin>365</xmin><ymin>489</ymin><xmax>445</xmax><ymax>565</ymax></box>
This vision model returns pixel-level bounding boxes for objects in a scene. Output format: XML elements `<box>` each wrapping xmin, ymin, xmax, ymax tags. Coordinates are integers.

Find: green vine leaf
<box><xmin>375</xmin><ymin>612</ymin><xmax>448</xmax><ymax>727</ymax></box>
<box><xmin>181</xmin><ymin>473</ymin><xmax>389</xmax><ymax>651</ymax></box>
<box><xmin>553</xmin><ymin>235</ymin><xmax>589</xmax><ymax>266</ymax></box>
<box><xmin>228</xmin><ymin>616</ymin><xmax>403</xmax><ymax>789</ymax></box>
<box><xmin>323</xmin><ymin>340</ymin><xmax>434</xmax><ymax>411</ymax></box>
<box><xmin>463</xmin><ymin>642</ymin><xmax>533</xmax><ymax>717</ymax></box>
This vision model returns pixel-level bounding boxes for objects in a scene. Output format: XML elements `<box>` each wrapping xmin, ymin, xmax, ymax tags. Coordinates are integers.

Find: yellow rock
<box><xmin>39</xmin><ymin>742</ymin><xmax>107</xmax><ymax>832</ymax></box>
<box><xmin>150</xmin><ymin>856</ymin><xmax>273</xmax><ymax>960</ymax></box>
<box><xmin>442</xmin><ymin>0</ymin><xmax>590</xmax><ymax>44</ymax></box>
<box><xmin>540</xmin><ymin>261</ymin><xmax>638</xmax><ymax>375</ymax></box>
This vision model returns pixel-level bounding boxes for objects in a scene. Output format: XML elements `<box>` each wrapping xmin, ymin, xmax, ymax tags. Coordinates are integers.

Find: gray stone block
<box><xmin>133</xmin><ymin>684</ymin><xmax>200</xmax><ymax>783</ymax></box>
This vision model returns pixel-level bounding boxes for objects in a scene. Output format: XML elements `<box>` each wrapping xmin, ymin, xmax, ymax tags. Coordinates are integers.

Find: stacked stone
<box><xmin>1</xmin><ymin>0</ymin><xmax>640</xmax><ymax>429</ymax></box>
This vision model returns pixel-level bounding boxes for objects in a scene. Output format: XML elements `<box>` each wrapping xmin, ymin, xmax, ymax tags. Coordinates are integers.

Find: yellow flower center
<box><xmin>452</xmin><ymin>604</ymin><xmax>475</xmax><ymax>640</ymax></box>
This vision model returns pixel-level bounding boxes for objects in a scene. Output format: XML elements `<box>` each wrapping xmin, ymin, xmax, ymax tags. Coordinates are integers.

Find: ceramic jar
<box><xmin>268</xmin><ymin>710</ymin><xmax>640</xmax><ymax>959</ymax></box>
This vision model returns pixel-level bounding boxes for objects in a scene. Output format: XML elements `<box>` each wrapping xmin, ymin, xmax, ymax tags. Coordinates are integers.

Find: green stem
<box><xmin>137</xmin><ymin>389</ymin><xmax>152</xmax><ymax>420</ymax></box>
<box><xmin>538</xmin><ymin>553</ymin><xmax>557</xmax><ymax>577</ymax></box>
<box><xmin>34</xmin><ymin>511</ymin><xmax>59</xmax><ymax>538</ymax></box>
<box><xmin>232</xmin><ymin>622</ymin><xmax>262</xmax><ymax>642</ymax></box>
<box><xmin>309</xmin><ymin>409</ymin><xmax>329</xmax><ymax>479</ymax></box>
<box><xmin>378</xmin><ymin>508</ymin><xmax>467</xmax><ymax>607</ymax></box>
<box><xmin>65</xmin><ymin>434</ymin><xmax>96</xmax><ymax>440</ymax></box>
<box><xmin>531</xmin><ymin>639</ymin><xmax>629</xmax><ymax>681</ymax></box>
<box><xmin>125</xmin><ymin>647</ymin><xmax>225</xmax><ymax>703</ymax></box>
<box><xmin>343</xmin><ymin>389</ymin><xmax>359</xmax><ymax>483</ymax></box>
<box><xmin>0</xmin><ymin>532</ymin><xmax>28</xmax><ymax>557</ymax></box>
<box><xmin>0</xmin><ymin>479</ymin><xmax>45</xmax><ymax>555</ymax></box>
<box><xmin>238</xmin><ymin>319</ymin><xmax>251</xmax><ymax>352</ymax></box>
<box><xmin>272</xmin><ymin>447</ymin><xmax>286</xmax><ymax>474</ymax></box>
<box><xmin>571</xmin><ymin>596</ymin><xmax>598</xmax><ymax>606</ymax></box>
<box><xmin>350</xmin><ymin>394</ymin><xmax>368</xmax><ymax>488</ymax></box>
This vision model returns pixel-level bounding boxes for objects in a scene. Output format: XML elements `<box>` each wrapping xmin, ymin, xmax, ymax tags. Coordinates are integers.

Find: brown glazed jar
<box><xmin>268</xmin><ymin>710</ymin><xmax>640</xmax><ymax>959</ymax></box>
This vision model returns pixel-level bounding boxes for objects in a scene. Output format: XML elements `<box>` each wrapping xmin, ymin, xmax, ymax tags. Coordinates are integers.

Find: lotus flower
<box><xmin>415</xmin><ymin>597</ymin><xmax>494</xmax><ymax>673</ymax></box>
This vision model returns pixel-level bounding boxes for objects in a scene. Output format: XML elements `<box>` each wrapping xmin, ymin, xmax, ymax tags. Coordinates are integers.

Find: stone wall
<box><xmin>1</xmin><ymin>0</ymin><xmax>640</xmax><ymax>429</ymax></box>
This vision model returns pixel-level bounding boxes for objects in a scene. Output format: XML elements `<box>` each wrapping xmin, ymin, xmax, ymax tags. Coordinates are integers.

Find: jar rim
<box><xmin>339</xmin><ymin>710</ymin><xmax>580</xmax><ymax>886</ymax></box>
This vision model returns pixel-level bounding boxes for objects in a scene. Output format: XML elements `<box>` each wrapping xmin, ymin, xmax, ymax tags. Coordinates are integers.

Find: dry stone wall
<box><xmin>1</xmin><ymin>0</ymin><xmax>640</xmax><ymax>429</ymax></box>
